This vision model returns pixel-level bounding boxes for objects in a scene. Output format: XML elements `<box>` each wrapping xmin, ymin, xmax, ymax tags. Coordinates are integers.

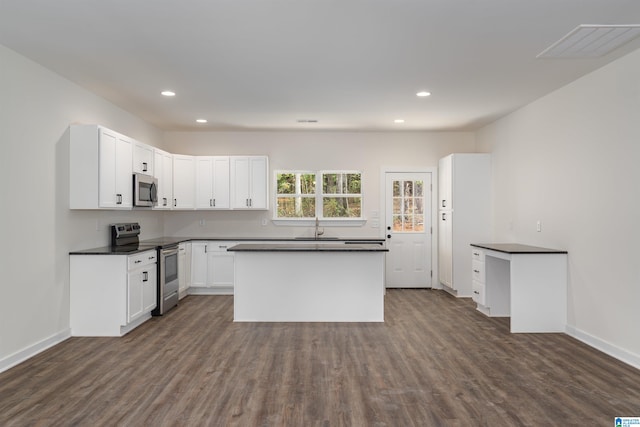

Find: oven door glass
<box><xmin>164</xmin><ymin>252</ymin><xmax>178</xmax><ymax>283</ymax></box>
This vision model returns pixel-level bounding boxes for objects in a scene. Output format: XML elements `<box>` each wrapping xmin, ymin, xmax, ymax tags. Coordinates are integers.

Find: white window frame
<box><xmin>273</xmin><ymin>169</ymin><xmax>366</xmax><ymax>226</ymax></box>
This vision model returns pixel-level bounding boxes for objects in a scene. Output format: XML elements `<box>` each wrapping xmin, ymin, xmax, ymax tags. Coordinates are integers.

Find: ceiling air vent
<box><xmin>537</xmin><ymin>24</ymin><xmax>640</xmax><ymax>58</ymax></box>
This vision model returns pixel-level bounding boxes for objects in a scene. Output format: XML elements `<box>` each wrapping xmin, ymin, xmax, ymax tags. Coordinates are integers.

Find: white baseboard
<box><xmin>188</xmin><ymin>286</ymin><xmax>233</xmax><ymax>296</ymax></box>
<box><xmin>0</xmin><ymin>329</ymin><xmax>71</xmax><ymax>374</ymax></box>
<box><xmin>565</xmin><ymin>325</ymin><xmax>640</xmax><ymax>370</ymax></box>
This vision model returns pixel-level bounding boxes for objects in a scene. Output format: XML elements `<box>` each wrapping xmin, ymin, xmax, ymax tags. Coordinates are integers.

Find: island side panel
<box><xmin>234</xmin><ymin>251</ymin><xmax>385</xmax><ymax>322</ymax></box>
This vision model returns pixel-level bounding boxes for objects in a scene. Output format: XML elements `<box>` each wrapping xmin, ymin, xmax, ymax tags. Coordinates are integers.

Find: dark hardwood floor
<box><xmin>1</xmin><ymin>290</ymin><xmax>639</xmax><ymax>426</ymax></box>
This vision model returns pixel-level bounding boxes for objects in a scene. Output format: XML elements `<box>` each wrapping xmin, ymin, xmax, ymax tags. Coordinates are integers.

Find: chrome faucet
<box><xmin>314</xmin><ymin>217</ymin><xmax>324</xmax><ymax>239</ymax></box>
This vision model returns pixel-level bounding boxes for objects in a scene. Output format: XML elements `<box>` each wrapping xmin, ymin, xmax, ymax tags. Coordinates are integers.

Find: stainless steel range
<box><xmin>153</xmin><ymin>243</ymin><xmax>179</xmax><ymax>316</ymax></box>
<box><xmin>110</xmin><ymin>222</ymin><xmax>178</xmax><ymax>316</ymax></box>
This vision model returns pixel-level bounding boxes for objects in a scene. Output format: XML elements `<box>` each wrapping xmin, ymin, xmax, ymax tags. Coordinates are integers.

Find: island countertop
<box><xmin>228</xmin><ymin>242</ymin><xmax>388</xmax><ymax>252</ymax></box>
<box><xmin>470</xmin><ymin>243</ymin><xmax>567</xmax><ymax>254</ymax></box>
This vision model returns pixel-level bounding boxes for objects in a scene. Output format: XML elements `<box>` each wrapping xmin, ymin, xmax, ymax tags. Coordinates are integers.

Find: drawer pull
<box><xmin>473</xmin><ymin>269</ymin><xmax>480</xmax><ymax>273</ymax></box>
<box><xmin>473</xmin><ymin>252</ymin><xmax>479</xmax><ymax>256</ymax></box>
<box><xmin>473</xmin><ymin>291</ymin><xmax>479</xmax><ymax>294</ymax></box>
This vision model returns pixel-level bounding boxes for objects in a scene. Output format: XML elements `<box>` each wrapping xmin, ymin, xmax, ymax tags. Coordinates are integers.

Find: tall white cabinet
<box><xmin>438</xmin><ymin>153</ymin><xmax>491</xmax><ymax>297</ymax></box>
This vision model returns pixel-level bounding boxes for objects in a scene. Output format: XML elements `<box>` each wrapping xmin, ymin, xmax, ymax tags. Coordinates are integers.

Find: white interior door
<box><xmin>385</xmin><ymin>172</ymin><xmax>432</xmax><ymax>288</ymax></box>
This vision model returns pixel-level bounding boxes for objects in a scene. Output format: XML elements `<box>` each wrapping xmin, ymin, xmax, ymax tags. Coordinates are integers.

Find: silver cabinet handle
<box><xmin>473</xmin><ymin>269</ymin><xmax>480</xmax><ymax>273</ymax></box>
<box><xmin>135</xmin><ymin>260</ymin><xmax>142</xmax><ymax>264</ymax></box>
<box><xmin>143</xmin><ymin>271</ymin><xmax>148</xmax><ymax>282</ymax></box>
<box><xmin>142</xmin><ymin>162</ymin><xmax>148</xmax><ymax>172</ymax></box>
<box><xmin>116</xmin><ymin>194</ymin><xmax>123</xmax><ymax>204</ymax></box>
<box><xmin>473</xmin><ymin>290</ymin><xmax>479</xmax><ymax>295</ymax></box>
<box><xmin>163</xmin><ymin>197</ymin><xmax>167</xmax><ymax>206</ymax></box>
<box><xmin>174</xmin><ymin>199</ymin><xmax>177</xmax><ymax>207</ymax></box>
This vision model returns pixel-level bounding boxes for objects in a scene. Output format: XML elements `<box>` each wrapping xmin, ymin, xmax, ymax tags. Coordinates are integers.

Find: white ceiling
<box><xmin>1</xmin><ymin>0</ymin><xmax>639</xmax><ymax>131</ymax></box>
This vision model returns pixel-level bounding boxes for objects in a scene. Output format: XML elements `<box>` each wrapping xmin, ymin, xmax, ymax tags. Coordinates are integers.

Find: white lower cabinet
<box><xmin>70</xmin><ymin>250</ymin><xmax>157</xmax><ymax>336</ymax></box>
<box><xmin>471</xmin><ymin>248</ymin><xmax>486</xmax><ymax>307</ymax></box>
<box><xmin>178</xmin><ymin>242</ymin><xmax>191</xmax><ymax>299</ymax></box>
<box><xmin>190</xmin><ymin>241</ymin><xmax>236</xmax><ymax>294</ymax></box>
<box><xmin>127</xmin><ymin>250</ymin><xmax>158</xmax><ymax>323</ymax></box>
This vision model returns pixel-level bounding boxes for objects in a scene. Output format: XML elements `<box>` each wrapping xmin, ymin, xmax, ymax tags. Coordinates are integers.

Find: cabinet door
<box><xmin>248</xmin><ymin>156</ymin><xmax>267</xmax><ymax>209</ymax></box>
<box><xmin>142</xmin><ymin>266</ymin><xmax>157</xmax><ymax>313</ymax></box>
<box><xmin>190</xmin><ymin>242</ymin><xmax>208</xmax><ymax>287</ymax></box>
<box><xmin>231</xmin><ymin>157</ymin><xmax>250</xmax><ymax>208</ymax></box>
<box><xmin>196</xmin><ymin>157</ymin><xmax>214</xmax><ymax>209</ymax></box>
<box><xmin>438</xmin><ymin>155</ymin><xmax>452</xmax><ymax>210</ymax></box>
<box><xmin>153</xmin><ymin>149</ymin><xmax>172</xmax><ymax>209</ymax></box>
<box><xmin>99</xmin><ymin>128</ymin><xmax>132</xmax><ymax>209</ymax></box>
<box><xmin>210</xmin><ymin>252</ymin><xmax>235</xmax><ymax>287</ymax></box>
<box><xmin>127</xmin><ymin>270</ymin><xmax>144</xmax><ymax>323</ymax></box>
<box><xmin>230</xmin><ymin>156</ymin><xmax>268</xmax><ymax>209</ymax></box>
<box><xmin>133</xmin><ymin>141</ymin><xmax>154</xmax><ymax>174</ymax></box>
<box><xmin>212</xmin><ymin>156</ymin><xmax>230</xmax><ymax>208</ymax></box>
<box><xmin>173</xmin><ymin>155</ymin><xmax>196</xmax><ymax>209</ymax></box>
<box><xmin>438</xmin><ymin>211</ymin><xmax>453</xmax><ymax>288</ymax></box>
<box><xmin>178</xmin><ymin>242</ymin><xmax>190</xmax><ymax>296</ymax></box>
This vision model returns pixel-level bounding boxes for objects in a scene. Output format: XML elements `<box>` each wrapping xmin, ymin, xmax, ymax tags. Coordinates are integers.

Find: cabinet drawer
<box><xmin>472</xmin><ymin>259</ymin><xmax>485</xmax><ymax>283</ymax></box>
<box><xmin>128</xmin><ymin>250</ymin><xmax>157</xmax><ymax>270</ymax></box>
<box><xmin>471</xmin><ymin>248</ymin><xmax>485</xmax><ymax>262</ymax></box>
<box><xmin>472</xmin><ymin>280</ymin><xmax>485</xmax><ymax>305</ymax></box>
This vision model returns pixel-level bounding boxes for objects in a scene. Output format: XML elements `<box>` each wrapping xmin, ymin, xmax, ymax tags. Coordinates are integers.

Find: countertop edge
<box><xmin>471</xmin><ymin>243</ymin><xmax>567</xmax><ymax>254</ymax></box>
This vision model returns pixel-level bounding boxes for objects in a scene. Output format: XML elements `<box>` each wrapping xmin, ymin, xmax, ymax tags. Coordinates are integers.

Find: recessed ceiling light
<box><xmin>161</xmin><ymin>90</ymin><xmax>176</xmax><ymax>97</ymax></box>
<box><xmin>394</xmin><ymin>119</ymin><xmax>405</xmax><ymax>124</ymax></box>
<box><xmin>416</xmin><ymin>91</ymin><xmax>431</xmax><ymax>97</ymax></box>
<box><xmin>297</xmin><ymin>119</ymin><xmax>318</xmax><ymax>123</ymax></box>
<box><xmin>196</xmin><ymin>119</ymin><xmax>208</xmax><ymax>123</ymax></box>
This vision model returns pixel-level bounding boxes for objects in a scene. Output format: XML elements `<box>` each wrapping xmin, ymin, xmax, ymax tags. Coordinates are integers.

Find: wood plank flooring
<box><xmin>1</xmin><ymin>290</ymin><xmax>639</xmax><ymax>426</ymax></box>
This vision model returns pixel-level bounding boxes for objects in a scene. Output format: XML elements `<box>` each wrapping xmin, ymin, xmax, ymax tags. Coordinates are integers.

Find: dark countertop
<box><xmin>228</xmin><ymin>243</ymin><xmax>388</xmax><ymax>252</ymax></box>
<box><xmin>70</xmin><ymin>237</ymin><xmax>386</xmax><ymax>255</ymax></box>
<box><xmin>471</xmin><ymin>243</ymin><xmax>567</xmax><ymax>254</ymax></box>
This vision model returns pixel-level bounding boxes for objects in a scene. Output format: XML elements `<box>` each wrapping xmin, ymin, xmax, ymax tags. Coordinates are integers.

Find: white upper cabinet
<box><xmin>133</xmin><ymin>141</ymin><xmax>154</xmax><ymax>175</ymax></box>
<box><xmin>196</xmin><ymin>156</ymin><xmax>230</xmax><ymax>209</ymax></box>
<box><xmin>172</xmin><ymin>154</ymin><xmax>196</xmax><ymax>209</ymax></box>
<box><xmin>70</xmin><ymin>124</ymin><xmax>133</xmax><ymax>209</ymax></box>
<box><xmin>230</xmin><ymin>156</ymin><xmax>268</xmax><ymax>209</ymax></box>
<box><xmin>153</xmin><ymin>148</ymin><xmax>173</xmax><ymax>210</ymax></box>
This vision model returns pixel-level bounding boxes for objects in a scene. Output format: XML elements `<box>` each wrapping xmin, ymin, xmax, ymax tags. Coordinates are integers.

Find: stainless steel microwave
<box><xmin>133</xmin><ymin>173</ymin><xmax>158</xmax><ymax>207</ymax></box>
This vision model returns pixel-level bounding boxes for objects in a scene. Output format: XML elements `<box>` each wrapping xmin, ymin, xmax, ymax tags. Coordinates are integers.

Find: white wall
<box><xmin>162</xmin><ymin>131</ymin><xmax>476</xmax><ymax>238</ymax></box>
<box><xmin>476</xmin><ymin>48</ymin><xmax>640</xmax><ymax>366</ymax></box>
<box><xmin>0</xmin><ymin>44</ymin><xmax>165</xmax><ymax>370</ymax></box>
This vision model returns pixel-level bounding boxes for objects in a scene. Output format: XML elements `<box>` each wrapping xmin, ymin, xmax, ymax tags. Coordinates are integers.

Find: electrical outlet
<box><xmin>536</xmin><ymin>220</ymin><xmax>541</xmax><ymax>232</ymax></box>
<box><xmin>199</xmin><ymin>219</ymin><xmax>206</xmax><ymax>227</ymax></box>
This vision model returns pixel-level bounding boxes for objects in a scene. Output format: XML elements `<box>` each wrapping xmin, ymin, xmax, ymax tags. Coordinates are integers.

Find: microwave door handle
<box><xmin>150</xmin><ymin>181</ymin><xmax>158</xmax><ymax>204</ymax></box>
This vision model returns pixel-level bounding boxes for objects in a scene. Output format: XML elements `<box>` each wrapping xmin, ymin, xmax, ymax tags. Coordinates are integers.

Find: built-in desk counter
<box><xmin>470</xmin><ymin>243</ymin><xmax>567</xmax><ymax>333</ymax></box>
<box><xmin>229</xmin><ymin>242</ymin><xmax>387</xmax><ymax>322</ymax></box>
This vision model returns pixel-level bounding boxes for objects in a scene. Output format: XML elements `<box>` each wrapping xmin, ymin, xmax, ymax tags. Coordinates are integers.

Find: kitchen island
<box><xmin>229</xmin><ymin>242</ymin><xmax>388</xmax><ymax>322</ymax></box>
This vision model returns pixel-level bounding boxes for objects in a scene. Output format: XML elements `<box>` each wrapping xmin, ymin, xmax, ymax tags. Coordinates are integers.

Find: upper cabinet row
<box><xmin>70</xmin><ymin>124</ymin><xmax>268</xmax><ymax>211</ymax></box>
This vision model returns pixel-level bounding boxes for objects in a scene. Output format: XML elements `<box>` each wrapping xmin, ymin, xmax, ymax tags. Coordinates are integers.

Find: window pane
<box><xmin>323</xmin><ymin>197</ymin><xmax>361</xmax><ymax>218</ymax></box>
<box><xmin>393</xmin><ymin>180</ymin><xmax>400</xmax><ymax>197</ymax></box>
<box><xmin>323</xmin><ymin>173</ymin><xmax>361</xmax><ymax>194</ymax></box>
<box><xmin>277</xmin><ymin>173</ymin><xmax>315</xmax><ymax>195</ymax></box>
<box><xmin>277</xmin><ymin>196</ymin><xmax>315</xmax><ymax>218</ymax></box>
<box><xmin>393</xmin><ymin>215</ymin><xmax>403</xmax><ymax>231</ymax></box>
<box><xmin>415</xmin><ymin>180</ymin><xmax>424</xmax><ymax>197</ymax></box>
<box><xmin>404</xmin><ymin>181</ymin><xmax>413</xmax><ymax>197</ymax></box>
<box><xmin>393</xmin><ymin>198</ymin><xmax>402</xmax><ymax>215</ymax></box>
<box><xmin>299</xmin><ymin>174</ymin><xmax>316</xmax><ymax>194</ymax></box>
<box><xmin>277</xmin><ymin>173</ymin><xmax>296</xmax><ymax>194</ymax></box>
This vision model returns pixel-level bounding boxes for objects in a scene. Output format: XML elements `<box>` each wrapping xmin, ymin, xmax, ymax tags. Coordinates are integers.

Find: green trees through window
<box><xmin>276</xmin><ymin>171</ymin><xmax>362</xmax><ymax>219</ymax></box>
